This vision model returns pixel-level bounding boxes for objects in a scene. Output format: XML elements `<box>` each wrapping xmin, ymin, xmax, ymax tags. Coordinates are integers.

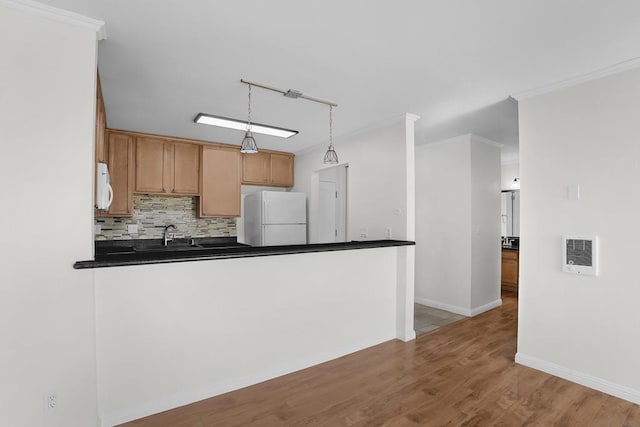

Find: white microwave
<box><xmin>96</xmin><ymin>162</ymin><xmax>113</xmax><ymax>211</ymax></box>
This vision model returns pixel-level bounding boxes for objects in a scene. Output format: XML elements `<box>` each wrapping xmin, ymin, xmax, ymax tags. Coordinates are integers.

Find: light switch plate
<box><xmin>127</xmin><ymin>224</ymin><xmax>138</xmax><ymax>234</ymax></box>
<box><xmin>567</xmin><ymin>184</ymin><xmax>580</xmax><ymax>200</ymax></box>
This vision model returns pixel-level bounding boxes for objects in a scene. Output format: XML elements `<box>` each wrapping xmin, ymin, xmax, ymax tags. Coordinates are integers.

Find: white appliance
<box><xmin>500</xmin><ymin>190</ymin><xmax>519</xmax><ymax>237</ymax></box>
<box><xmin>96</xmin><ymin>162</ymin><xmax>113</xmax><ymax>211</ymax></box>
<box><xmin>244</xmin><ymin>191</ymin><xmax>306</xmax><ymax>246</ymax></box>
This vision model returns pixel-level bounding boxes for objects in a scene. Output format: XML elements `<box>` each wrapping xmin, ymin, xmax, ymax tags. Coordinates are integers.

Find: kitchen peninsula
<box><xmin>75</xmin><ymin>239</ymin><xmax>414</xmax><ymax>268</ymax></box>
<box><xmin>90</xmin><ymin>238</ymin><xmax>415</xmax><ymax>425</ymax></box>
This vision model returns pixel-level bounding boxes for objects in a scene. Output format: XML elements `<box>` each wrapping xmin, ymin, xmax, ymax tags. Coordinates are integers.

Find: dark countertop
<box><xmin>502</xmin><ymin>245</ymin><xmax>519</xmax><ymax>251</ymax></box>
<box><xmin>74</xmin><ymin>239</ymin><xmax>416</xmax><ymax>269</ymax></box>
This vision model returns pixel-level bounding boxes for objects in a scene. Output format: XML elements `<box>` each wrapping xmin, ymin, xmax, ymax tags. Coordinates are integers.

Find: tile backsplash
<box><xmin>95</xmin><ymin>195</ymin><xmax>236</xmax><ymax>240</ymax></box>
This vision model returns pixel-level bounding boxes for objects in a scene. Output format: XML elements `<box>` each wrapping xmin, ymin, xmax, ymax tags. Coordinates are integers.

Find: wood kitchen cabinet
<box><xmin>241</xmin><ymin>150</ymin><xmax>294</xmax><ymax>187</ymax></box>
<box><xmin>100</xmin><ymin>131</ymin><xmax>134</xmax><ymax>217</ymax></box>
<box><xmin>95</xmin><ymin>72</ymin><xmax>107</xmax><ymax>163</ymax></box>
<box><xmin>241</xmin><ymin>151</ymin><xmax>270</xmax><ymax>185</ymax></box>
<box><xmin>270</xmin><ymin>153</ymin><xmax>294</xmax><ymax>187</ymax></box>
<box><xmin>199</xmin><ymin>145</ymin><xmax>241</xmax><ymax>217</ymax></box>
<box><xmin>501</xmin><ymin>249</ymin><xmax>519</xmax><ymax>293</ymax></box>
<box><xmin>94</xmin><ymin>73</ymin><xmax>107</xmax><ymax>214</ymax></box>
<box><xmin>135</xmin><ymin>136</ymin><xmax>199</xmax><ymax>195</ymax></box>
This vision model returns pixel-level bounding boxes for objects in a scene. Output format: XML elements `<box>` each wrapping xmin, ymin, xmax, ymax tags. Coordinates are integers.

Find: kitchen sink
<box><xmin>94</xmin><ymin>238</ymin><xmax>246</xmax><ymax>261</ymax></box>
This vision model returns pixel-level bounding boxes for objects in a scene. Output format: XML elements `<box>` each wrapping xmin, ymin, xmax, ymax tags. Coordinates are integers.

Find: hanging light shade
<box><xmin>240</xmin><ymin>131</ymin><xmax>258</xmax><ymax>154</ymax></box>
<box><xmin>240</xmin><ymin>83</ymin><xmax>259</xmax><ymax>154</ymax></box>
<box><xmin>323</xmin><ymin>105</ymin><xmax>338</xmax><ymax>164</ymax></box>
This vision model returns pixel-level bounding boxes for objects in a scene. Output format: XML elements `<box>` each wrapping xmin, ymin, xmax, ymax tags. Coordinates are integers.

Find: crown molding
<box><xmin>512</xmin><ymin>57</ymin><xmax>640</xmax><ymax>101</ymax></box>
<box><xmin>294</xmin><ymin>112</ymin><xmax>418</xmax><ymax>156</ymax></box>
<box><xmin>469</xmin><ymin>134</ymin><xmax>503</xmax><ymax>148</ymax></box>
<box><xmin>417</xmin><ymin>133</ymin><xmax>503</xmax><ymax>150</ymax></box>
<box><xmin>0</xmin><ymin>0</ymin><xmax>106</xmax><ymax>40</ymax></box>
<box><xmin>405</xmin><ymin>113</ymin><xmax>421</xmax><ymax>123</ymax></box>
<box><xmin>500</xmin><ymin>159</ymin><xmax>520</xmax><ymax>166</ymax></box>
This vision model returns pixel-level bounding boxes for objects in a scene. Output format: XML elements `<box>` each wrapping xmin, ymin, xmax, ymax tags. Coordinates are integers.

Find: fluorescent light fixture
<box><xmin>194</xmin><ymin>113</ymin><xmax>298</xmax><ymax>138</ymax></box>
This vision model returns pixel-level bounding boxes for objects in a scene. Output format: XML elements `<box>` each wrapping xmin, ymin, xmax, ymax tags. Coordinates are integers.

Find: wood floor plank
<box><xmin>121</xmin><ymin>293</ymin><xmax>640</xmax><ymax>426</ymax></box>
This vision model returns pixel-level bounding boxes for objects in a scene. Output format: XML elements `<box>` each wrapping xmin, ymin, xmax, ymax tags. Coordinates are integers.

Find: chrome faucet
<box><xmin>163</xmin><ymin>224</ymin><xmax>177</xmax><ymax>246</ymax></box>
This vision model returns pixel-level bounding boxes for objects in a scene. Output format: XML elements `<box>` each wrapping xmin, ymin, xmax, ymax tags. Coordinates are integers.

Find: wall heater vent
<box><xmin>562</xmin><ymin>235</ymin><xmax>598</xmax><ymax>276</ymax></box>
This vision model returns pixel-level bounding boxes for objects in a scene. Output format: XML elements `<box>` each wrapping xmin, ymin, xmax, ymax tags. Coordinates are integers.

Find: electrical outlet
<box><xmin>359</xmin><ymin>227</ymin><xmax>368</xmax><ymax>238</ymax></box>
<box><xmin>94</xmin><ymin>224</ymin><xmax>101</xmax><ymax>234</ymax></box>
<box><xmin>386</xmin><ymin>227</ymin><xmax>393</xmax><ymax>239</ymax></box>
<box><xmin>45</xmin><ymin>393</ymin><xmax>57</xmax><ymax>411</ymax></box>
<box><xmin>127</xmin><ymin>224</ymin><xmax>138</xmax><ymax>234</ymax></box>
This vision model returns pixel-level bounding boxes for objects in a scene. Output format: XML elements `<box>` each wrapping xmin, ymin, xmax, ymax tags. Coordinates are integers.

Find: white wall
<box><xmin>501</xmin><ymin>162</ymin><xmax>520</xmax><ymax>190</ymax></box>
<box><xmin>415</xmin><ymin>135</ymin><xmax>501</xmax><ymax>316</ymax></box>
<box><xmin>470</xmin><ymin>140</ymin><xmax>502</xmax><ymax>308</ymax></box>
<box><xmin>516</xmin><ymin>66</ymin><xmax>640</xmax><ymax>404</ymax></box>
<box><xmin>293</xmin><ymin>114</ymin><xmax>418</xmax><ymax>341</ymax></box>
<box><xmin>95</xmin><ymin>248</ymin><xmax>400</xmax><ymax>426</ymax></box>
<box><xmin>293</xmin><ymin>116</ymin><xmax>414</xmax><ymax>242</ymax></box>
<box><xmin>0</xmin><ymin>4</ymin><xmax>99</xmax><ymax>426</ymax></box>
<box><xmin>415</xmin><ymin>136</ymin><xmax>472</xmax><ymax>310</ymax></box>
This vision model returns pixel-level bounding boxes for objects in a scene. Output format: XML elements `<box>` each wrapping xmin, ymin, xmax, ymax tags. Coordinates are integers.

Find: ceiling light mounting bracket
<box><xmin>284</xmin><ymin>89</ymin><xmax>303</xmax><ymax>99</ymax></box>
<box><xmin>240</xmin><ymin>79</ymin><xmax>337</xmax><ymax>107</ymax></box>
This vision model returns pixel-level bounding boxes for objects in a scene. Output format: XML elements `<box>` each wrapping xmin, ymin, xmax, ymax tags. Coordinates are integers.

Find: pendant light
<box><xmin>240</xmin><ymin>83</ymin><xmax>258</xmax><ymax>153</ymax></box>
<box><xmin>323</xmin><ymin>105</ymin><xmax>338</xmax><ymax>164</ymax></box>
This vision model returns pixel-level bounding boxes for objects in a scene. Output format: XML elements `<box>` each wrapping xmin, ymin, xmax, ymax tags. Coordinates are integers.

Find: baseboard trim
<box><xmin>415</xmin><ymin>297</ymin><xmax>502</xmax><ymax>317</ymax></box>
<box><xmin>414</xmin><ymin>297</ymin><xmax>470</xmax><ymax>316</ymax></box>
<box><xmin>100</xmin><ymin>332</ymin><xmax>396</xmax><ymax>427</ymax></box>
<box><xmin>515</xmin><ymin>352</ymin><xmax>640</xmax><ymax>405</ymax></box>
<box><xmin>470</xmin><ymin>299</ymin><xmax>502</xmax><ymax>316</ymax></box>
<box><xmin>397</xmin><ymin>328</ymin><xmax>416</xmax><ymax>342</ymax></box>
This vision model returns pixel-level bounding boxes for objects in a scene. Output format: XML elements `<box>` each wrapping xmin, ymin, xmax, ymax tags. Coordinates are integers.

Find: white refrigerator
<box><xmin>244</xmin><ymin>191</ymin><xmax>307</xmax><ymax>246</ymax></box>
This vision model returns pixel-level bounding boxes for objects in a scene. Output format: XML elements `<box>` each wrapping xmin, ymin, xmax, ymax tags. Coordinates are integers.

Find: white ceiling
<box><xmin>39</xmin><ymin>0</ymin><xmax>640</xmax><ymax>162</ymax></box>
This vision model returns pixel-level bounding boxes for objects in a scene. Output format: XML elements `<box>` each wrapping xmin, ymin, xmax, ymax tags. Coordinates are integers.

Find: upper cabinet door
<box><xmin>95</xmin><ymin>72</ymin><xmax>107</xmax><ymax>163</ymax></box>
<box><xmin>270</xmin><ymin>153</ymin><xmax>294</xmax><ymax>187</ymax></box>
<box><xmin>105</xmin><ymin>132</ymin><xmax>134</xmax><ymax>217</ymax></box>
<box><xmin>135</xmin><ymin>136</ymin><xmax>166</xmax><ymax>193</ymax></box>
<box><xmin>241</xmin><ymin>151</ymin><xmax>270</xmax><ymax>185</ymax></box>
<box><xmin>172</xmin><ymin>142</ymin><xmax>200</xmax><ymax>195</ymax></box>
<box><xmin>134</xmin><ymin>137</ymin><xmax>200</xmax><ymax>195</ymax></box>
<box><xmin>241</xmin><ymin>151</ymin><xmax>294</xmax><ymax>187</ymax></box>
<box><xmin>199</xmin><ymin>146</ymin><xmax>241</xmax><ymax>217</ymax></box>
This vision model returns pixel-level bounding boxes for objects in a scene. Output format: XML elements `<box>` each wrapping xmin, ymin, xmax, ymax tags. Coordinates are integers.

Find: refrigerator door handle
<box><xmin>262</xmin><ymin>198</ymin><xmax>267</xmax><ymax>223</ymax></box>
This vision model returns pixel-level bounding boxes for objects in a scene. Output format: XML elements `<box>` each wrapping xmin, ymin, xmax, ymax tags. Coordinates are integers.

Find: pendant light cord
<box><xmin>329</xmin><ymin>105</ymin><xmax>333</xmax><ymax>148</ymax></box>
<box><xmin>247</xmin><ymin>83</ymin><xmax>252</xmax><ymax>132</ymax></box>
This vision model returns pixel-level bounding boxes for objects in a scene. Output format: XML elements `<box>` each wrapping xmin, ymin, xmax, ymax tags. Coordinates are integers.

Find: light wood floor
<box><xmin>123</xmin><ymin>292</ymin><xmax>640</xmax><ymax>426</ymax></box>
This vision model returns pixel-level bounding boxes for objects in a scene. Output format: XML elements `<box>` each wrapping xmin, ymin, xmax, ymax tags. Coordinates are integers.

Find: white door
<box><xmin>318</xmin><ymin>181</ymin><xmax>336</xmax><ymax>243</ymax></box>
